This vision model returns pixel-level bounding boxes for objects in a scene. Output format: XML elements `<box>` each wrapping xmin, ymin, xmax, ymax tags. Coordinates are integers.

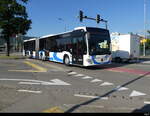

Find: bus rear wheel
<box><xmin>64</xmin><ymin>55</ymin><xmax>70</xmax><ymax>66</ymax></box>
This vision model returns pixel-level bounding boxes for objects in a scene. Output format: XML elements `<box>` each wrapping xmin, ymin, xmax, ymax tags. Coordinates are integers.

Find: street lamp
<box><xmin>143</xmin><ymin>0</ymin><xmax>147</xmax><ymax>56</ymax></box>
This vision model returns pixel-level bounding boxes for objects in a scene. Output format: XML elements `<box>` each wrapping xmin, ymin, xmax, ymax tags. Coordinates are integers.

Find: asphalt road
<box><xmin>0</xmin><ymin>58</ymin><xmax>150</xmax><ymax>113</ymax></box>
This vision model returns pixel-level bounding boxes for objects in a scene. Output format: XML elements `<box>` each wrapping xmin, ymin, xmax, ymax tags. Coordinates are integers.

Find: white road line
<box><xmin>68</xmin><ymin>72</ymin><xmax>77</xmax><ymax>75</ymax></box>
<box><xmin>48</xmin><ymin>79</ymin><xmax>71</xmax><ymax>85</ymax></box>
<box><xmin>18</xmin><ymin>82</ymin><xmax>41</xmax><ymax>85</ymax></box>
<box><xmin>82</xmin><ymin>76</ymin><xmax>93</xmax><ymax>79</ymax></box>
<box><xmin>17</xmin><ymin>89</ymin><xmax>42</xmax><ymax>94</ymax></box>
<box><xmin>63</xmin><ymin>104</ymin><xmax>104</xmax><ymax>108</ymax></box>
<box><xmin>144</xmin><ymin>101</ymin><xmax>150</xmax><ymax>104</ymax></box>
<box><xmin>74</xmin><ymin>74</ymin><xmax>84</xmax><ymax>77</ymax></box>
<box><xmin>0</xmin><ymin>78</ymin><xmax>71</xmax><ymax>86</ymax></box>
<box><xmin>114</xmin><ymin>85</ymin><xmax>129</xmax><ymax>91</ymax></box>
<box><xmin>91</xmin><ymin>79</ymin><xmax>102</xmax><ymax>83</ymax></box>
<box><xmin>100</xmin><ymin>82</ymin><xmax>114</xmax><ymax>86</ymax></box>
<box><xmin>74</xmin><ymin>94</ymin><xmax>108</xmax><ymax>100</ymax></box>
<box><xmin>130</xmin><ymin>90</ymin><xmax>146</xmax><ymax>97</ymax></box>
<box><xmin>0</xmin><ymin>78</ymin><xmax>48</xmax><ymax>83</ymax></box>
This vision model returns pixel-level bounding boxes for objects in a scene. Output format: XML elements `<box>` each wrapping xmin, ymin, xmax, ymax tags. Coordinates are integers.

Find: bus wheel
<box><xmin>64</xmin><ymin>55</ymin><xmax>70</xmax><ymax>66</ymax></box>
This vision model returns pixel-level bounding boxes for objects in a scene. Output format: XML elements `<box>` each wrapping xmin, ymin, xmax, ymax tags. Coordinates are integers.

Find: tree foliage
<box><xmin>0</xmin><ymin>0</ymin><xmax>31</xmax><ymax>56</ymax></box>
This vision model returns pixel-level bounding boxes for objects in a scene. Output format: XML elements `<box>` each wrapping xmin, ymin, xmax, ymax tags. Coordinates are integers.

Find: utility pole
<box><xmin>143</xmin><ymin>0</ymin><xmax>147</xmax><ymax>56</ymax></box>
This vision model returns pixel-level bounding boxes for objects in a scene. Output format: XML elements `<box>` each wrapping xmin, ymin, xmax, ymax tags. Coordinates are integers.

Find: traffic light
<box><xmin>96</xmin><ymin>14</ymin><xmax>100</xmax><ymax>24</ymax></box>
<box><xmin>79</xmin><ymin>10</ymin><xmax>83</xmax><ymax>22</ymax></box>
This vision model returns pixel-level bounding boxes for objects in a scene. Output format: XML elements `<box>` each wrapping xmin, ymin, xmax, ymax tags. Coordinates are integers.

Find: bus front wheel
<box><xmin>64</xmin><ymin>55</ymin><xmax>70</xmax><ymax>66</ymax></box>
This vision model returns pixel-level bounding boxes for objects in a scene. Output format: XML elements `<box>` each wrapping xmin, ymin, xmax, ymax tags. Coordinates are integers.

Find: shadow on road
<box><xmin>65</xmin><ymin>71</ymin><xmax>150</xmax><ymax>113</ymax></box>
<box><xmin>132</xmin><ymin>104</ymin><xmax>150</xmax><ymax>113</ymax></box>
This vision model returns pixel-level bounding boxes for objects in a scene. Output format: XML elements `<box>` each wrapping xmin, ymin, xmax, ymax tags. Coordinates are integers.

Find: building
<box><xmin>0</xmin><ymin>29</ymin><xmax>36</xmax><ymax>52</ymax></box>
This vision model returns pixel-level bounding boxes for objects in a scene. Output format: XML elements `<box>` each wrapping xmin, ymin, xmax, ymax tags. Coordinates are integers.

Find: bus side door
<box><xmin>72</xmin><ymin>37</ymin><xmax>84</xmax><ymax>65</ymax></box>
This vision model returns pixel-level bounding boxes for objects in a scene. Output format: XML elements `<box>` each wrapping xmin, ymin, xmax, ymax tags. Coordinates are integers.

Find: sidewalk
<box><xmin>0</xmin><ymin>52</ymin><xmax>26</xmax><ymax>59</ymax></box>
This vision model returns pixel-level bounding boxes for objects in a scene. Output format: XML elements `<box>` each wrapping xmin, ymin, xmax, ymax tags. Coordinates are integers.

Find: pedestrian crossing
<box><xmin>67</xmin><ymin>71</ymin><xmax>147</xmax><ymax>99</ymax></box>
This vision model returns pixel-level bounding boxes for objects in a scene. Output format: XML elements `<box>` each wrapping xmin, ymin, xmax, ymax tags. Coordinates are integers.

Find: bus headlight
<box><xmin>87</xmin><ymin>59</ymin><xmax>93</xmax><ymax>64</ymax></box>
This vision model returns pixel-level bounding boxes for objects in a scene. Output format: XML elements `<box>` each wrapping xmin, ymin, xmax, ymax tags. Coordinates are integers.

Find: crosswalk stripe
<box><xmin>130</xmin><ymin>90</ymin><xmax>146</xmax><ymax>97</ymax></box>
<box><xmin>100</xmin><ymin>82</ymin><xmax>114</xmax><ymax>86</ymax></box>
<box><xmin>91</xmin><ymin>79</ymin><xmax>102</xmax><ymax>83</ymax></box>
<box><xmin>74</xmin><ymin>74</ymin><xmax>84</xmax><ymax>77</ymax></box>
<box><xmin>82</xmin><ymin>76</ymin><xmax>93</xmax><ymax>79</ymax></box>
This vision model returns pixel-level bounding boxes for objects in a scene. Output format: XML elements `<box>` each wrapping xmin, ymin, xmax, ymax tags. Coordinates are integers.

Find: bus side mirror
<box><xmin>70</xmin><ymin>48</ymin><xmax>73</xmax><ymax>53</ymax></box>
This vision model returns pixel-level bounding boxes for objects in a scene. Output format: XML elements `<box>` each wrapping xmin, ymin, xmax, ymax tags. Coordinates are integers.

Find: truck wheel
<box><xmin>115</xmin><ymin>57</ymin><xmax>122</xmax><ymax>63</ymax></box>
<box><xmin>64</xmin><ymin>55</ymin><xmax>70</xmax><ymax>66</ymax></box>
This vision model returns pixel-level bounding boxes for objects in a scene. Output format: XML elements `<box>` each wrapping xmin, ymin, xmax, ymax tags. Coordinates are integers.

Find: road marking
<box><xmin>144</xmin><ymin>101</ymin><xmax>150</xmax><ymax>104</ymax></box>
<box><xmin>64</xmin><ymin>104</ymin><xmax>104</xmax><ymax>108</ymax></box>
<box><xmin>18</xmin><ymin>82</ymin><xmax>41</xmax><ymax>85</ymax></box>
<box><xmin>100</xmin><ymin>82</ymin><xmax>114</xmax><ymax>86</ymax></box>
<box><xmin>9</xmin><ymin>61</ymin><xmax>47</xmax><ymax>72</ymax></box>
<box><xmin>43</xmin><ymin>79</ymin><xmax>71</xmax><ymax>85</ymax></box>
<box><xmin>0</xmin><ymin>78</ymin><xmax>71</xmax><ymax>86</ymax></box>
<box><xmin>17</xmin><ymin>89</ymin><xmax>42</xmax><ymax>94</ymax></box>
<box><xmin>8</xmin><ymin>70</ymin><xmax>44</xmax><ymax>72</ymax></box>
<box><xmin>114</xmin><ymin>85</ymin><xmax>129</xmax><ymax>91</ymax></box>
<box><xmin>82</xmin><ymin>76</ymin><xmax>93</xmax><ymax>79</ymax></box>
<box><xmin>74</xmin><ymin>74</ymin><xmax>84</xmax><ymax>77</ymax></box>
<box><xmin>130</xmin><ymin>90</ymin><xmax>146</xmax><ymax>97</ymax></box>
<box><xmin>91</xmin><ymin>79</ymin><xmax>102</xmax><ymax>83</ymax></box>
<box><xmin>74</xmin><ymin>94</ymin><xmax>108</xmax><ymax>100</ymax></box>
<box><xmin>106</xmin><ymin>67</ymin><xmax>150</xmax><ymax>76</ymax></box>
<box><xmin>68</xmin><ymin>72</ymin><xmax>77</xmax><ymax>75</ymax></box>
<box><xmin>26</xmin><ymin>59</ymin><xmax>67</xmax><ymax>71</ymax></box>
<box><xmin>24</xmin><ymin>61</ymin><xmax>47</xmax><ymax>72</ymax></box>
<box><xmin>43</xmin><ymin>107</ymin><xmax>64</xmax><ymax>113</ymax></box>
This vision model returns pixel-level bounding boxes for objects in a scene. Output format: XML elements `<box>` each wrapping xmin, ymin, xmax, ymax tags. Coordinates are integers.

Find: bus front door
<box><xmin>72</xmin><ymin>37</ymin><xmax>83</xmax><ymax>65</ymax></box>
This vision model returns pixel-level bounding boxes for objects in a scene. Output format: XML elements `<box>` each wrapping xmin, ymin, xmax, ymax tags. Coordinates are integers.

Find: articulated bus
<box><xmin>23</xmin><ymin>38</ymin><xmax>36</xmax><ymax>58</ymax></box>
<box><xmin>23</xmin><ymin>27</ymin><xmax>112</xmax><ymax>66</ymax></box>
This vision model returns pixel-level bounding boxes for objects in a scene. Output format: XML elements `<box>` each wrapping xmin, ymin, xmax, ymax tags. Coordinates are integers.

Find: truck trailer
<box><xmin>110</xmin><ymin>33</ymin><xmax>140</xmax><ymax>62</ymax></box>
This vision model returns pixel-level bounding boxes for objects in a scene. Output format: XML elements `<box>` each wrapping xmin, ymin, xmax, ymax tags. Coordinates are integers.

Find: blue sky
<box><xmin>26</xmin><ymin>0</ymin><xmax>150</xmax><ymax>37</ymax></box>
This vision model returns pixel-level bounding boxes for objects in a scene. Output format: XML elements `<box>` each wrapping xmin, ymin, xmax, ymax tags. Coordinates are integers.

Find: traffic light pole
<box><xmin>143</xmin><ymin>0</ymin><xmax>146</xmax><ymax>56</ymax></box>
<box><xmin>78</xmin><ymin>10</ymin><xmax>108</xmax><ymax>29</ymax></box>
<box><xmin>83</xmin><ymin>16</ymin><xmax>96</xmax><ymax>21</ymax></box>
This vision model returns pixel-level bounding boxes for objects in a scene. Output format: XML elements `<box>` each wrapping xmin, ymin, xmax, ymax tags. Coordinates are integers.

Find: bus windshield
<box><xmin>88</xmin><ymin>32</ymin><xmax>111</xmax><ymax>55</ymax></box>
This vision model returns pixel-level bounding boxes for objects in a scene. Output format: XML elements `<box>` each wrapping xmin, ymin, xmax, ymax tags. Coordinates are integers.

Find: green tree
<box><xmin>0</xmin><ymin>0</ymin><xmax>31</xmax><ymax>56</ymax></box>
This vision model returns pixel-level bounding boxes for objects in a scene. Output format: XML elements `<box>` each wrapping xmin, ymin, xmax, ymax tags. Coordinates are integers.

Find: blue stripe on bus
<box><xmin>49</xmin><ymin>52</ymin><xmax>63</xmax><ymax>63</ymax></box>
<box><xmin>53</xmin><ymin>53</ymin><xmax>63</xmax><ymax>63</ymax></box>
<box><xmin>49</xmin><ymin>57</ymin><xmax>53</xmax><ymax>61</ymax></box>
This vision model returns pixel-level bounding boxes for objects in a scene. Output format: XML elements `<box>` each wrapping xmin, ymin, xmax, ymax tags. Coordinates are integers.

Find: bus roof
<box><xmin>24</xmin><ymin>38</ymin><xmax>37</xmax><ymax>42</ymax></box>
<box><xmin>39</xmin><ymin>30</ymin><xmax>72</xmax><ymax>40</ymax></box>
<box><xmin>39</xmin><ymin>27</ymin><xmax>109</xmax><ymax>40</ymax></box>
<box><xmin>23</xmin><ymin>27</ymin><xmax>109</xmax><ymax>42</ymax></box>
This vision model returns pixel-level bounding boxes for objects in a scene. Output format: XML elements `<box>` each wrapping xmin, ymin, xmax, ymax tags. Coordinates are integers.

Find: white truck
<box><xmin>110</xmin><ymin>33</ymin><xmax>140</xmax><ymax>62</ymax></box>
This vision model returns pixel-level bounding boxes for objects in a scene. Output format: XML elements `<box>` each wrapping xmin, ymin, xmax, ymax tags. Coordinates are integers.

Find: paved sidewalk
<box><xmin>0</xmin><ymin>52</ymin><xmax>26</xmax><ymax>59</ymax></box>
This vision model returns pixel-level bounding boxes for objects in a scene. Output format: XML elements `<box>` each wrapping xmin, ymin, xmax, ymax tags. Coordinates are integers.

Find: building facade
<box><xmin>0</xmin><ymin>31</ymin><xmax>36</xmax><ymax>52</ymax></box>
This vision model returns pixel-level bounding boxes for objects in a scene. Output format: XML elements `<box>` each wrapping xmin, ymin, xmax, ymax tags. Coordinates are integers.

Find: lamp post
<box><xmin>143</xmin><ymin>0</ymin><xmax>147</xmax><ymax>56</ymax></box>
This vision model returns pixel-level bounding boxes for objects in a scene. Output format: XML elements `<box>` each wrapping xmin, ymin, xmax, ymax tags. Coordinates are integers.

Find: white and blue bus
<box><xmin>23</xmin><ymin>27</ymin><xmax>112</xmax><ymax>66</ymax></box>
<box><xmin>23</xmin><ymin>38</ymin><xmax>36</xmax><ymax>58</ymax></box>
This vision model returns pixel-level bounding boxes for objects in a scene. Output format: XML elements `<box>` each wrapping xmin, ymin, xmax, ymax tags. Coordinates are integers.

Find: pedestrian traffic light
<box><xmin>79</xmin><ymin>10</ymin><xmax>83</xmax><ymax>22</ymax></box>
<box><xmin>96</xmin><ymin>14</ymin><xmax>100</xmax><ymax>24</ymax></box>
